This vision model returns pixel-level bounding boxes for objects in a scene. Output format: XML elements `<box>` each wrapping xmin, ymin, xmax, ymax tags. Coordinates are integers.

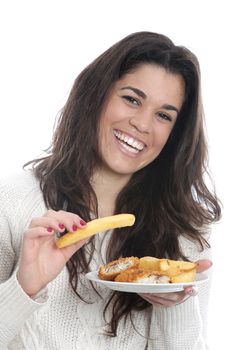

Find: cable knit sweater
<box><xmin>0</xmin><ymin>170</ymin><xmax>211</xmax><ymax>350</ymax></box>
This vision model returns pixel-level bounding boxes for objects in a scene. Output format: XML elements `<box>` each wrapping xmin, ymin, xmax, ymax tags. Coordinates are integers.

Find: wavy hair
<box><xmin>26</xmin><ymin>31</ymin><xmax>221</xmax><ymax>336</ymax></box>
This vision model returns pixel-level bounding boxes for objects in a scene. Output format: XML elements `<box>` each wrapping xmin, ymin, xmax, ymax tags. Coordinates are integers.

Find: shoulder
<box><xmin>0</xmin><ymin>170</ymin><xmax>46</xmax><ymax>255</ymax></box>
<box><xmin>0</xmin><ymin>169</ymin><xmax>39</xmax><ymax>195</ymax></box>
<box><xmin>0</xmin><ymin>169</ymin><xmax>45</xmax><ymax>219</ymax></box>
<box><xmin>0</xmin><ymin>170</ymin><xmax>41</xmax><ymax>204</ymax></box>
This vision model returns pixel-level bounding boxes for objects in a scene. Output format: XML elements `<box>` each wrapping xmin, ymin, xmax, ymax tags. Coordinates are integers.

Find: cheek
<box><xmin>101</xmin><ymin>97</ymin><xmax>129</xmax><ymax>125</ymax></box>
<box><xmin>98</xmin><ymin>113</ymin><xmax>116</xmax><ymax>153</ymax></box>
<box><xmin>98</xmin><ymin>111</ymin><xmax>112</xmax><ymax>141</ymax></box>
<box><xmin>152</xmin><ymin>126</ymin><xmax>173</xmax><ymax>149</ymax></box>
<box><xmin>98</xmin><ymin>109</ymin><xmax>126</xmax><ymax>147</ymax></box>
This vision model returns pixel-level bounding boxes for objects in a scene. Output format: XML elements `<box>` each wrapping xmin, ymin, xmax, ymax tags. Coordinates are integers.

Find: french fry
<box><xmin>159</xmin><ymin>259</ymin><xmax>170</xmax><ymax>271</ymax></box>
<box><xmin>56</xmin><ymin>214</ymin><xmax>135</xmax><ymax>248</ymax></box>
<box><xmin>160</xmin><ymin>266</ymin><xmax>182</xmax><ymax>277</ymax></box>
<box><xmin>171</xmin><ymin>268</ymin><xmax>196</xmax><ymax>283</ymax></box>
<box><xmin>139</xmin><ymin>256</ymin><xmax>160</xmax><ymax>270</ymax></box>
<box><xmin>159</xmin><ymin>258</ymin><xmax>196</xmax><ymax>272</ymax></box>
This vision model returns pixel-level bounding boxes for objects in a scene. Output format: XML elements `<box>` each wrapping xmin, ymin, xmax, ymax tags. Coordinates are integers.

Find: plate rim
<box><xmin>85</xmin><ymin>270</ymin><xmax>208</xmax><ymax>293</ymax></box>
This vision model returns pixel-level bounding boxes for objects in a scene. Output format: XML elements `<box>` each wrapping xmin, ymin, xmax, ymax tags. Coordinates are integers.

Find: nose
<box><xmin>128</xmin><ymin>110</ymin><xmax>152</xmax><ymax>134</ymax></box>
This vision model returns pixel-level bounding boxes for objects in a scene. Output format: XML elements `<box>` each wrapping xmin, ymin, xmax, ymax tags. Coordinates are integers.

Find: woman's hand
<box><xmin>17</xmin><ymin>209</ymin><xmax>88</xmax><ymax>297</ymax></box>
<box><xmin>139</xmin><ymin>259</ymin><xmax>212</xmax><ymax>307</ymax></box>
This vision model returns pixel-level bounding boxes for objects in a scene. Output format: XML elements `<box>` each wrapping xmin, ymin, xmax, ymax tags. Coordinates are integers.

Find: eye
<box><xmin>157</xmin><ymin>112</ymin><xmax>172</xmax><ymax>122</ymax></box>
<box><xmin>122</xmin><ymin>95</ymin><xmax>140</xmax><ymax>106</ymax></box>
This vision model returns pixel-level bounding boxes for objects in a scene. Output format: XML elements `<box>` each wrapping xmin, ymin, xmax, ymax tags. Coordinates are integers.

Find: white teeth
<box><xmin>133</xmin><ymin>141</ymin><xmax>140</xmax><ymax>148</ymax></box>
<box><xmin>121</xmin><ymin>142</ymin><xmax>139</xmax><ymax>154</ymax></box>
<box><xmin>114</xmin><ymin>130</ymin><xmax>145</xmax><ymax>152</ymax></box>
<box><xmin>127</xmin><ymin>137</ymin><xmax>134</xmax><ymax>146</ymax></box>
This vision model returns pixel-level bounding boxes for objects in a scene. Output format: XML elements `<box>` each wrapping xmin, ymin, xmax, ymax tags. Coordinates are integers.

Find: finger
<box><xmin>139</xmin><ymin>294</ymin><xmax>163</xmax><ymax>305</ymax></box>
<box><xmin>58</xmin><ymin>237</ymin><xmax>89</xmax><ymax>260</ymax></box>
<box><xmin>56</xmin><ymin>210</ymin><xmax>87</xmax><ymax>231</ymax></box>
<box><xmin>196</xmin><ymin>259</ymin><xmax>212</xmax><ymax>273</ymax></box>
<box><xmin>139</xmin><ymin>291</ymin><xmax>187</xmax><ymax>306</ymax></box>
<box><xmin>29</xmin><ymin>217</ymin><xmax>65</xmax><ymax>233</ymax></box>
<box><xmin>184</xmin><ymin>286</ymin><xmax>198</xmax><ymax>296</ymax></box>
<box><xmin>140</xmin><ymin>294</ymin><xmax>182</xmax><ymax>307</ymax></box>
<box><xmin>45</xmin><ymin>210</ymin><xmax>87</xmax><ymax>232</ymax></box>
<box><xmin>24</xmin><ymin>226</ymin><xmax>56</xmax><ymax>240</ymax></box>
<box><xmin>145</xmin><ymin>291</ymin><xmax>186</xmax><ymax>301</ymax></box>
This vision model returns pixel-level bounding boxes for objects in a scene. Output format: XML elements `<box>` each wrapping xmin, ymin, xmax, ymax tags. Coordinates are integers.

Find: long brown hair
<box><xmin>26</xmin><ymin>31</ymin><xmax>221</xmax><ymax>336</ymax></box>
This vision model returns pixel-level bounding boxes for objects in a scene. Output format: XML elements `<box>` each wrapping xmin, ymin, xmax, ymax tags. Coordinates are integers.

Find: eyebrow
<box><xmin>120</xmin><ymin>86</ymin><xmax>146</xmax><ymax>99</ymax></box>
<box><xmin>120</xmin><ymin>86</ymin><xmax>180</xmax><ymax>114</ymax></box>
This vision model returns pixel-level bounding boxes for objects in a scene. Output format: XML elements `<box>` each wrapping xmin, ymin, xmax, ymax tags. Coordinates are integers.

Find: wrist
<box><xmin>16</xmin><ymin>270</ymin><xmax>44</xmax><ymax>297</ymax></box>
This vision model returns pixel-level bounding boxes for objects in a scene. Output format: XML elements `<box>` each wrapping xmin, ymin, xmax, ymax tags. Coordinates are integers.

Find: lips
<box><xmin>113</xmin><ymin>130</ymin><xmax>146</xmax><ymax>154</ymax></box>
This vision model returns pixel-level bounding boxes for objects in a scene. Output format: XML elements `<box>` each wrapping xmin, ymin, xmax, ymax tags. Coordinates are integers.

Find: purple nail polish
<box><xmin>72</xmin><ymin>225</ymin><xmax>78</xmax><ymax>231</ymax></box>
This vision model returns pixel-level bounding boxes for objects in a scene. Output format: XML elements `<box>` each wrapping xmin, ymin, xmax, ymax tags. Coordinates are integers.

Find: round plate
<box><xmin>86</xmin><ymin>271</ymin><xmax>208</xmax><ymax>293</ymax></box>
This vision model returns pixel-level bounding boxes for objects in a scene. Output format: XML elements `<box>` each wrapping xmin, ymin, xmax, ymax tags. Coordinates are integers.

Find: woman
<box><xmin>0</xmin><ymin>31</ymin><xmax>221</xmax><ymax>349</ymax></box>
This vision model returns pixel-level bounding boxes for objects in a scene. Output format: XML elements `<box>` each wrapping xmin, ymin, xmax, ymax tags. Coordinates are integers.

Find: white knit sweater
<box><xmin>0</xmin><ymin>170</ymin><xmax>211</xmax><ymax>350</ymax></box>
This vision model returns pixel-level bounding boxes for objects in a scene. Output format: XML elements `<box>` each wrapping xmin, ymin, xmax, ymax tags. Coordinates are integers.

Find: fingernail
<box><xmin>187</xmin><ymin>288</ymin><xmax>197</xmax><ymax>296</ymax></box>
<box><xmin>47</xmin><ymin>227</ymin><xmax>53</xmax><ymax>232</ymax></box>
<box><xmin>80</xmin><ymin>220</ymin><xmax>87</xmax><ymax>226</ymax></box>
<box><xmin>58</xmin><ymin>223</ymin><xmax>65</xmax><ymax>229</ymax></box>
<box><xmin>72</xmin><ymin>225</ymin><xmax>78</xmax><ymax>231</ymax></box>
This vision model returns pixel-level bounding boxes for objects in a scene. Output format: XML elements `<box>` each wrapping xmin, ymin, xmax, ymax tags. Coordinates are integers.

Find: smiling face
<box><xmin>97</xmin><ymin>64</ymin><xmax>185</xmax><ymax>180</ymax></box>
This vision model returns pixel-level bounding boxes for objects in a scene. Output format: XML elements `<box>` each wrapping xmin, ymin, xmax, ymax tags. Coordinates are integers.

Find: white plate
<box><xmin>86</xmin><ymin>271</ymin><xmax>208</xmax><ymax>293</ymax></box>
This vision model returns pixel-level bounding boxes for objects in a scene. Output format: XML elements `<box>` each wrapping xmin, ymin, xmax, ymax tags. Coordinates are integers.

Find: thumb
<box><xmin>196</xmin><ymin>259</ymin><xmax>213</xmax><ymax>273</ymax></box>
<box><xmin>58</xmin><ymin>237</ymin><xmax>89</xmax><ymax>260</ymax></box>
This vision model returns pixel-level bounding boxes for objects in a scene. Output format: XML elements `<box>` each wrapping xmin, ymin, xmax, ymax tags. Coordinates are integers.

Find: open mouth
<box><xmin>113</xmin><ymin>130</ymin><xmax>145</xmax><ymax>154</ymax></box>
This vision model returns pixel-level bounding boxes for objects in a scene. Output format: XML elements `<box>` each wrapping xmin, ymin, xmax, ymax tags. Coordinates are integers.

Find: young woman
<box><xmin>0</xmin><ymin>31</ymin><xmax>221</xmax><ymax>349</ymax></box>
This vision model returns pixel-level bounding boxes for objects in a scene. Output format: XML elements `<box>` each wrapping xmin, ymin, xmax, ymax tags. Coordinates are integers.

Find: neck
<box><xmin>91</xmin><ymin>168</ymin><xmax>131</xmax><ymax>217</ymax></box>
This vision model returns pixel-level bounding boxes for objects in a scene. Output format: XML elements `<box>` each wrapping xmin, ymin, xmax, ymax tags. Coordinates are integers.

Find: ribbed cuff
<box><xmin>0</xmin><ymin>271</ymin><xmax>48</xmax><ymax>325</ymax></box>
<box><xmin>153</xmin><ymin>296</ymin><xmax>201</xmax><ymax>334</ymax></box>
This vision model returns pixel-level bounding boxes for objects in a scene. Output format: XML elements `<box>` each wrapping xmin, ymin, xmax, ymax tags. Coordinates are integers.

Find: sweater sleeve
<box><xmin>147</xmin><ymin>235</ymin><xmax>212</xmax><ymax>350</ymax></box>
<box><xmin>0</xmin><ymin>175</ymin><xmax>48</xmax><ymax>348</ymax></box>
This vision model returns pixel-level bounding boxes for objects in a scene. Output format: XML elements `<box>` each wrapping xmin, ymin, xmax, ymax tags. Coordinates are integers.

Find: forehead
<box><xmin>115</xmin><ymin>64</ymin><xmax>185</xmax><ymax>108</ymax></box>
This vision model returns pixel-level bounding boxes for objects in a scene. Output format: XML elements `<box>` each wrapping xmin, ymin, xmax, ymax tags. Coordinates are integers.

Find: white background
<box><xmin>0</xmin><ymin>1</ymin><xmax>232</xmax><ymax>348</ymax></box>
